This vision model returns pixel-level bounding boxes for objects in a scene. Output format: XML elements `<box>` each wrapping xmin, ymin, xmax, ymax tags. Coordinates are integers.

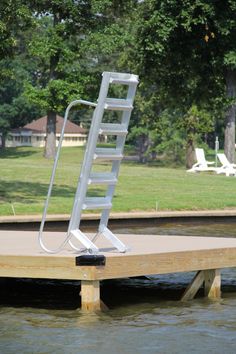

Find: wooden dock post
<box><xmin>81</xmin><ymin>280</ymin><xmax>101</xmax><ymax>312</ymax></box>
<box><xmin>204</xmin><ymin>269</ymin><xmax>221</xmax><ymax>299</ymax></box>
<box><xmin>181</xmin><ymin>269</ymin><xmax>221</xmax><ymax>301</ymax></box>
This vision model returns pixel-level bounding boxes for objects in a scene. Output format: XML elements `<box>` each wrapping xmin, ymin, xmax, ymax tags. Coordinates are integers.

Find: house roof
<box><xmin>23</xmin><ymin>115</ymin><xmax>86</xmax><ymax>134</ymax></box>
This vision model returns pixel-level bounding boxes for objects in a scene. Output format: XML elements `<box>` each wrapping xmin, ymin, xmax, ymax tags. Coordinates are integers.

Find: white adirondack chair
<box><xmin>187</xmin><ymin>148</ymin><xmax>217</xmax><ymax>173</ymax></box>
<box><xmin>217</xmin><ymin>153</ymin><xmax>236</xmax><ymax>177</ymax></box>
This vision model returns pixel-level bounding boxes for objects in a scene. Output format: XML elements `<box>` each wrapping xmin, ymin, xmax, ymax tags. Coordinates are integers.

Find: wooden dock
<box><xmin>1</xmin><ymin>230</ymin><xmax>236</xmax><ymax>311</ymax></box>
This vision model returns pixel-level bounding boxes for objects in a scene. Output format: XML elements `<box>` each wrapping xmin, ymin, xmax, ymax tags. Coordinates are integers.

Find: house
<box><xmin>4</xmin><ymin>115</ymin><xmax>87</xmax><ymax>148</ymax></box>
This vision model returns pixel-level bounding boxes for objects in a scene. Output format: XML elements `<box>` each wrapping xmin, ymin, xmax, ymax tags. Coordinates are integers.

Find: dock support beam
<box><xmin>181</xmin><ymin>269</ymin><xmax>221</xmax><ymax>301</ymax></box>
<box><xmin>204</xmin><ymin>269</ymin><xmax>221</xmax><ymax>298</ymax></box>
<box><xmin>81</xmin><ymin>280</ymin><xmax>101</xmax><ymax>312</ymax></box>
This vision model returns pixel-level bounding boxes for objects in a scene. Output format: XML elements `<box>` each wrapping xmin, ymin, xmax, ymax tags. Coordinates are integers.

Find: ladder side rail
<box><xmin>38</xmin><ymin>99</ymin><xmax>92</xmax><ymax>253</ymax></box>
<box><xmin>99</xmin><ymin>83</ymin><xmax>138</xmax><ymax>230</ymax></box>
<box><xmin>99</xmin><ymin>129</ymin><xmax>128</xmax><ymax>230</ymax></box>
<box><xmin>99</xmin><ymin>124</ymin><xmax>128</xmax><ymax>231</ymax></box>
<box><xmin>68</xmin><ymin>72</ymin><xmax>111</xmax><ymax>233</ymax></box>
<box><xmin>115</xmin><ymin>83</ymin><xmax>138</xmax><ymax>154</ymax></box>
<box><xmin>99</xmin><ymin>161</ymin><xmax>121</xmax><ymax>231</ymax></box>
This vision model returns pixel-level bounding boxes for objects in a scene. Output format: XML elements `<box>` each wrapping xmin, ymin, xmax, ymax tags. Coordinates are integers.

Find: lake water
<box><xmin>1</xmin><ymin>222</ymin><xmax>236</xmax><ymax>354</ymax></box>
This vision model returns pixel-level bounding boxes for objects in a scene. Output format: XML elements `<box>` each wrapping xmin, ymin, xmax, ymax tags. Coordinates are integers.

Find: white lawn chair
<box><xmin>217</xmin><ymin>153</ymin><xmax>236</xmax><ymax>177</ymax></box>
<box><xmin>187</xmin><ymin>148</ymin><xmax>217</xmax><ymax>173</ymax></box>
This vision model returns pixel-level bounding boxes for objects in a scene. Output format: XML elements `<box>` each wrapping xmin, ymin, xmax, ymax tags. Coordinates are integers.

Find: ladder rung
<box><xmin>82</xmin><ymin>197</ymin><xmax>112</xmax><ymax>210</ymax></box>
<box><xmin>108</xmin><ymin>72</ymin><xmax>139</xmax><ymax>85</ymax></box>
<box><xmin>104</xmin><ymin>98</ymin><xmax>133</xmax><ymax>111</ymax></box>
<box><xmin>99</xmin><ymin>123</ymin><xmax>128</xmax><ymax>136</ymax></box>
<box><xmin>94</xmin><ymin>148</ymin><xmax>123</xmax><ymax>160</ymax></box>
<box><xmin>88</xmin><ymin>172</ymin><xmax>117</xmax><ymax>185</ymax></box>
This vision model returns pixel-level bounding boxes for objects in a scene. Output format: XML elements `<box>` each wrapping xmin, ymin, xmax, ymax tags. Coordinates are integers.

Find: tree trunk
<box><xmin>0</xmin><ymin>133</ymin><xmax>6</xmax><ymax>148</ymax></box>
<box><xmin>137</xmin><ymin>133</ymin><xmax>149</xmax><ymax>163</ymax></box>
<box><xmin>44</xmin><ymin>111</ymin><xmax>56</xmax><ymax>159</ymax></box>
<box><xmin>43</xmin><ymin>13</ymin><xmax>60</xmax><ymax>159</ymax></box>
<box><xmin>224</xmin><ymin>70</ymin><xmax>236</xmax><ymax>163</ymax></box>
<box><xmin>186</xmin><ymin>139</ymin><xmax>195</xmax><ymax>168</ymax></box>
<box><xmin>2</xmin><ymin>135</ymin><xmax>5</xmax><ymax>148</ymax></box>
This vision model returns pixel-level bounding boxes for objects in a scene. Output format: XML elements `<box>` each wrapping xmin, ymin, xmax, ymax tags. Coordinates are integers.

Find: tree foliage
<box><xmin>23</xmin><ymin>1</ymin><xmax>94</xmax><ymax>157</ymax></box>
<box><xmin>131</xmin><ymin>0</ymin><xmax>236</xmax><ymax>164</ymax></box>
<box><xmin>0</xmin><ymin>0</ymin><xmax>34</xmax><ymax>146</ymax></box>
<box><xmin>1</xmin><ymin>0</ymin><xmax>236</xmax><ymax>166</ymax></box>
<box><xmin>0</xmin><ymin>0</ymin><xmax>31</xmax><ymax>62</ymax></box>
<box><xmin>22</xmin><ymin>0</ymin><xmax>137</xmax><ymax>157</ymax></box>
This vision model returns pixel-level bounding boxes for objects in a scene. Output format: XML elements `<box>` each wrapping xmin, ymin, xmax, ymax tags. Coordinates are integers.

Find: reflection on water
<box><xmin>1</xmin><ymin>297</ymin><xmax>236</xmax><ymax>354</ymax></box>
<box><xmin>112</xmin><ymin>219</ymin><xmax>236</xmax><ymax>238</ymax></box>
<box><xmin>1</xmin><ymin>222</ymin><xmax>236</xmax><ymax>353</ymax></box>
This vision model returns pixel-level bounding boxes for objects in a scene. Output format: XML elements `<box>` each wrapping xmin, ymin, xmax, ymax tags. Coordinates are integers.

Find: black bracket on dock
<box><xmin>75</xmin><ymin>255</ymin><xmax>106</xmax><ymax>266</ymax></box>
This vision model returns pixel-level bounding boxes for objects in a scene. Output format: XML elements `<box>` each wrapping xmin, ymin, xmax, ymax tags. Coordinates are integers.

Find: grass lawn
<box><xmin>0</xmin><ymin>146</ymin><xmax>236</xmax><ymax>216</ymax></box>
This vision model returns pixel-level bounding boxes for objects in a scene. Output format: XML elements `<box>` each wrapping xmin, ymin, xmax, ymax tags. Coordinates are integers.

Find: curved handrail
<box><xmin>38</xmin><ymin>99</ymin><xmax>97</xmax><ymax>253</ymax></box>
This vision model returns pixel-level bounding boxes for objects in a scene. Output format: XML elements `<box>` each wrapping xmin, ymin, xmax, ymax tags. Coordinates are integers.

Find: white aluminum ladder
<box><xmin>39</xmin><ymin>71</ymin><xmax>139</xmax><ymax>254</ymax></box>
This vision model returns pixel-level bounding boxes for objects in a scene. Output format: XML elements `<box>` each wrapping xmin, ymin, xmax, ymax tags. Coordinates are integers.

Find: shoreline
<box><xmin>1</xmin><ymin>209</ymin><xmax>236</xmax><ymax>223</ymax></box>
<box><xmin>1</xmin><ymin>209</ymin><xmax>236</xmax><ymax>230</ymax></box>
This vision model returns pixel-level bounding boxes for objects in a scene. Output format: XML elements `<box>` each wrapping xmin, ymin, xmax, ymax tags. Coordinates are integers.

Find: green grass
<box><xmin>0</xmin><ymin>146</ymin><xmax>236</xmax><ymax>216</ymax></box>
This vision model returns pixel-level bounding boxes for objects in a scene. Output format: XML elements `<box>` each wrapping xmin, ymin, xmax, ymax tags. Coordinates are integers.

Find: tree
<box><xmin>0</xmin><ymin>56</ymin><xmax>45</xmax><ymax>129</ymax></box>
<box><xmin>24</xmin><ymin>1</ymin><xmax>138</xmax><ymax>158</ymax></box>
<box><xmin>0</xmin><ymin>0</ymin><xmax>32</xmax><ymax>147</ymax></box>
<box><xmin>128</xmin><ymin>126</ymin><xmax>150</xmax><ymax>163</ymax></box>
<box><xmin>0</xmin><ymin>0</ymin><xmax>31</xmax><ymax>70</ymax></box>
<box><xmin>24</xmin><ymin>1</ymin><xmax>95</xmax><ymax>158</ymax></box>
<box><xmin>181</xmin><ymin>105</ymin><xmax>213</xmax><ymax>168</ymax></box>
<box><xmin>132</xmin><ymin>0</ymin><xmax>236</xmax><ymax>164</ymax></box>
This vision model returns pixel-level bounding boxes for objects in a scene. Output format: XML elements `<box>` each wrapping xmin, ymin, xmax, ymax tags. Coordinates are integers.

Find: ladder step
<box><xmin>104</xmin><ymin>98</ymin><xmax>133</xmax><ymax>111</ymax></box>
<box><xmin>82</xmin><ymin>197</ymin><xmax>112</xmax><ymax>210</ymax></box>
<box><xmin>99</xmin><ymin>123</ymin><xmax>128</xmax><ymax>136</ymax></box>
<box><xmin>94</xmin><ymin>148</ymin><xmax>123</xmax><ymax>160</ymax></box>
<box><xmin>108</xmin><ymin>72</ymin><xmax>139</xmax><ymax>85</ymax></box>
<box><xmin>88</xmin><ymin>172</ymin><xmax>117</xmax><ymax>185</ymax></box>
